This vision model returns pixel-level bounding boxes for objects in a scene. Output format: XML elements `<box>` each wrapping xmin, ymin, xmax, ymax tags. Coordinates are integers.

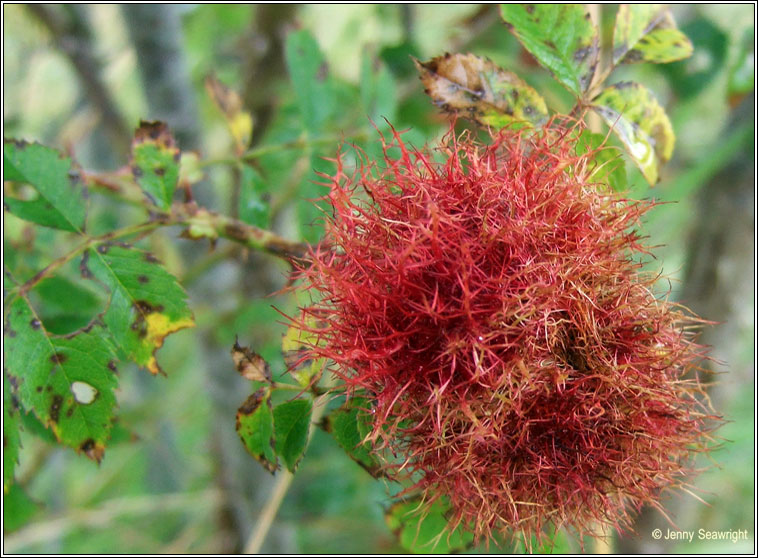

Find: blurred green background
<box><xmin>3</xmin><ymin>4</ymin><xmax>754</xmax><ymax>554</ymax></box>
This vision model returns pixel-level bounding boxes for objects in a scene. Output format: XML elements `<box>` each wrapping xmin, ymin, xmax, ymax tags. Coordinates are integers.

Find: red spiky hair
<box><xmin>292</xmin><ymin>120</ymin><xmax>718</xmax><ymax>548</ymax></box>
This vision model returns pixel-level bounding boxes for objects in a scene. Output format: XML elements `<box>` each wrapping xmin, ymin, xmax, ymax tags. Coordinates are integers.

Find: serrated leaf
<box><xmin>131</xmin><ymin>121</ymin><xmax>180</xmax><ymax>210</ymax></box>
<box><xmin>3</xmin><ymin>140</ymin><xmax>86</xmax><ymax>232</ymax></box>
<box><xmin>82</xmin><ymin>243</ymin><xmax>194</xmax><ymax>375</ymax></box>
<box><xmin>236</xmin><ymin>388</ymin><xmax>277</xmax><ymax>473</ymax></box>
<box><xmin>273</xmin><ymin>398</ymin><xmax>312</xmax><ymax>473</ymax></box>
<box><xmin>3</xmin><ymin>484</ymin><xmax>40</xmax><ymax>532</ymax></box>
<box><xmin>591</xmin><ymin>82</ymin><xmax>674</xmax><ymax>185</ymax></box>
<box><xmin>326</xmin><ymin>396</ymin><xmax>381</xmax><ymax>476</ymax></box>
<box><xmin>205</xmin><ymin>75</ymin><xmax>253</xmax><ymax>155</ymax></box>
<box><xmin>238</xmin><ymin>164</ymin><xmax>270</xmax><ymax>229</ymax></box>
<box><xmin>501</xmin><ymin>4</ymin><xmax>598</xmax><ymax>95</ymax></box>
<box><xmin>285</xmin><ymin>30</ymin><xmax>335</xmax><ymax>134</ymax></box>
<box><xmin>414</xmin><ymin>53</ymin><xmax>548</xmax><ymax>128</ymax></box>
<box><xmin>3</xmin><ymin>374</ymin><xmax>21</xmax><ymax>491</ymax></box>
<box><xmin>385</xmin><ymin>497</ymin><xmax>474</xmax><ymax>554</ymax></box>
<box><xmin>360</xmin><ymin>49</ymin><xmax>398</xmax><ymax>122</ymax></box>
<box><xmin>576</xmin><ymin>130</ymin><xmax>628</xmax><ymax>192</ymax></box>
<box><xmin>613</xmin><ymin>6</ymin><xmax>692</xmax><ymax>65</ymax></box>
<box><xmin>282</xmin><ymin>320</ymin><xmax>324</xmax><ymax>388</ymax></box>
<box><xmin>231</xmin><ymin>338</ymin><xmax>272</xmax><ymax>383</ymax></box>
<box><xmin>4</xmin><ymin>296</ymin><xmax>118</xmax><ymax>461</ymax></box>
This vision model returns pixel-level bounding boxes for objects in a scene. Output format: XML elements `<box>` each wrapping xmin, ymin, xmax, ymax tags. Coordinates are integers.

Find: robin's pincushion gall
<box><xmin>292</xmin><ymin>122</ymin><xmax>716</xmax><ymax>546</ymax></box>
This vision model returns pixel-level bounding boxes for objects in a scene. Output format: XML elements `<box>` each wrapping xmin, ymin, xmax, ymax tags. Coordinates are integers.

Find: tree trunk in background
<box><xmin>616</xmin><ymin>95</ymin><xmax>755</xmax><ymax>553</ymax></box>
<box><xmin>121</xmin><ymin>5</ymin><xmax>298</xmax><ymax>552</ymax></box>
<box><xmin>25</xmin><ymin>4</ymin><xmax>131</xmax><ymax>162</ymax></box>
<box><xmin>121</xmin><ymin>5</ymin><xmax>201</xmax><ymax>152</ymax></box>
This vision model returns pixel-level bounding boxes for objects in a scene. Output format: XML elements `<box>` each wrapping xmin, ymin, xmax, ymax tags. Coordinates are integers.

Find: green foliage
<box><xmin>385</xmin><ymin>497</ymin><xmax>474</xmax><ymax>554</ymax></box>
<box><xmin>500</xmin><ymin>4</ymin><xmax>598</xmax><ymax>95</ymax></box>
<box><xmin>273</xmin><ymin>398</ymin><xmax>313</xmax><ymax>473</ymax></box>
<box><xmin>591</xmin><ymin>82</ymin><xmax>674</xmax><ymax>184</ymax></box>
<box><xmin>325</xmin><ymin>396</ymin><xmax>380</xmax><ymax>476</ymax></box>
<box><xmin>4</xmin><ymin>140</ymin><xmax>86</xmax><ymax>232</ymax></box>
<box><xmin>130</xmin><ymin>121</ymin><xmax>181</xmax><ymax>210</ymax></box>
<box><xmin>285</xmin><ymin>30</ymin><xmax>335</xmax><ymax>135</ymax></box>
<box><xmin>3</xmin><ymin>484</ymin><xmax>39</xmax><ymax>532</ymax></box>
<box><xmin>236</xmin><ymin>388</ymin><xmax>277</xmax><ymax>473</ymax></box>
<box><xmin>238</xmin><ymin>164</ymin><xmax>270</xmax><ymax>228</ymax></box>
<box><xmin>576</xmin><ymin>130</ymin><xmax>627</xmax><ymax>192</ymax></box>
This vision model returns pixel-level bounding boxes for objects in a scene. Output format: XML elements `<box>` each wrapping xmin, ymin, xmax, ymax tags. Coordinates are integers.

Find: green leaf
<box><xmin>591</xmin><ymin>82</ymin><xmax>674</xmax><ymax>185</ymax></box>
<box><xmin>273</xmin><ymin>398</ymin><xmax>312</xmax><ymax>473</ymax></box>
<box><xmin>236</xmin><ymin>388</ymin><xmax>277</xmax><ymax>473</ymax></box>
<box><xmin>83</xmin><ymin>243</ymin><xmax>194</xmax><ymax>375</ymax></box>
<box><xmin>576</xmin><ymin>130</ymin><xmax>628</xmax><ymax>192</ymax></box>
<box><xmin>414</xmin><ymin>53</ymin><xmax>548</xmax><ymax>128</ymax></box>
<box><xmin>326</xmin><ymin>396</ymin><xmax>381</xmax><ymax>477</ymax></box>
<box><xmin>385</xmin><ymin>497</ymin><xmax>474</xmax><ymax>554</ymax></box>
<box><xmin>3</xmin><ymin>484</ymin><xmax>40</xmax><ymax>532</ymax></box>
<box><xmin>500</xmin><ymin>4</ymin><xmax>598</xmax><ymax>96</ymax></box>
<box><xmin>131</xmin><ymin>121</ymin><xmax>180</xmax><ymax>210</ymax></box>
<box><xmin>33</xmin><ymin>275</ymin><xmax>104</xmax><ymax>335</ymax></box>
<box><xmin>282</xmin><ymin>320</ymin><xmax>324</xmax><ymax>388</ymax></box>
<box><xmin>285</xmin><ymin>30</ymin><xmax>335</xmax><ymax>134</ymax></box>
<box><xmin>360</xmin><ymin>49</ymin><xmax>398</xmax><ymax>122</ymax></box>
<box><xmin>238</xmin><ymin>165</ymin><xmax>270</xmax><ymax>229</ymax></box>
<box><xmin>4</xmin><ymin>296</ymin><xmax>118</xmax><ymax>461</ymax></box>
<box><xmin>613</xmin><ymin>6</ymin><xmax>692</xmax><ymax>65</ymax></box>
<box><xmin>3</xmin><ymin>374</ymin><xmax>21</xmax><ymax>491</ymax></box>
<box><xmin>3</xmin><ymin>140</ymin><xmax>86</xmax><ymax>232</ymax></box>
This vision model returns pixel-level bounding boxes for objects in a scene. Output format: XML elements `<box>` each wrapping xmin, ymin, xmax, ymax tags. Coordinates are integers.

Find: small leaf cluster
<box><xmin>417</xmin><ymin>4</ymin><xmax>693</xmax><ymax>185</ymax></box>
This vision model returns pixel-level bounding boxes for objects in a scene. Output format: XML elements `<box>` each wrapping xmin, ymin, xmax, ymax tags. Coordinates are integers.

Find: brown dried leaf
<box><xmin>414</xmin><ymin>53</ymin><xmax>548</xmax><ymax>128</ymax></box>
<box><xmin>231</xmin><ymin>337</ymin><xmax>272</xmax><ymax>383</ymax></box>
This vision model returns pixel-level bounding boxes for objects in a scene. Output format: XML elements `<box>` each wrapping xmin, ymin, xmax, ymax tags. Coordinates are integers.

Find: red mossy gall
<box><xmin>291</xmin><ymin>120</ymin><xmax>719</xmax><ymax>547</ymax></box>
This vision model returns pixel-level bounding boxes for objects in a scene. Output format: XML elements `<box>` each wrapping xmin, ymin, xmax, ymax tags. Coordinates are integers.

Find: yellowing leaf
<box><xmin>282</xmin><ymin>321</ymin><xmax>324</xmax><ymax>388</ymax></box>
<box><xmin>83</xmin><ymin>243</ymin><xmax>194</xmax><ymax>375</ymax></box>
<box><xmin>205</xmin><ymin>75</ymin><xmax>253</xmax><ymax>155</ymax></box>
<box><xmin>613</xmin><ymin>6</ymin><xmax>693</xmax><ymax>65</ymax></box>
<box><xmin>591</xmin><ymin>82</ymin><xmax>674</xmax><ymax>185</ymax></box>
<box><xmin>414</xmin><ymin>53</ymin><xmax>548</xmax><ymax>128</ymax></box>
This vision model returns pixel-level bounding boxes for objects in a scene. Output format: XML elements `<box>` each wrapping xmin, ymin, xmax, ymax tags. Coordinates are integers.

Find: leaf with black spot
<box><xmin>82</xmin><ymin>243</ymin><xmax>194</xmax><ymax>375</ymax></box>
<box><xmin>3</xmin><ymin>140</ymin><xmax>87</xmax><ymax>232</ymax></box>
<box><xmin>131</xmin><ymin>121</ymin><xmax>180</xmax><ymax>210</ymax></box>
<box><xmin>236</xmin><ymin>388</ymin><xmax>277</xmax><ymax>473</ymax></box>
<box><xmin>501</xmin><ymin>4</ymin><xmax>599</xmax><ymax>96</ymax></box>
<box><xmin>3</xmin><ymin>374</ymin><xmax>22</xmax><ymax>491</ymax></box>
<box><xmin>414</xmin><ymin>53</ymin><xmax>548</xmax><ymax>128</ymax></box>
<box><xmin>4</xmin><ymin>296</ymin><xmax>117</xmax><ymax>462</ymax></box>
<box><xmin>613</xmin><ymin>5</ymin><xmax>693</xmax><ymax>65</ymax></box>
